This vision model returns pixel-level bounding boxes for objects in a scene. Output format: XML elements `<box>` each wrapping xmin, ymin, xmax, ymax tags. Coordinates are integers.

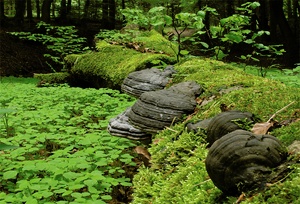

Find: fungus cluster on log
<box><xmin>108</xmin><ymin>66</ymin><xmax>202</xmax><ymax>140</ymax></box>
<box><xmin>128</xmin><ymin>81</ymin><xmax>202</xmax><ymax>133</ymax></box>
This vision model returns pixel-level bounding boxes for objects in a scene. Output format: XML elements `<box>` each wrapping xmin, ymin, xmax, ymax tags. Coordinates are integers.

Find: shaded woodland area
<box><xmin>0</xmin><ymin>0</ymin><xmax>299</xmax><ymax>76</ymax></box>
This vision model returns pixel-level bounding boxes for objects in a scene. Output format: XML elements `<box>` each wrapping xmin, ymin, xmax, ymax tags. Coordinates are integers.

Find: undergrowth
<box><xmin>0</xmin><ymin>77</ymin><xmax>137</xmax><ymax>203</ymax></box>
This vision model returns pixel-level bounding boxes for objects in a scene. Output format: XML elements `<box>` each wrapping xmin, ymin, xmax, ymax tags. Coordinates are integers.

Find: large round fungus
<box><xmin>206</xmin><ymin>110</ymin><xmax>255</xmax><ymax>146</ymax></box>
<box><xmin>128</xmin><ymin>81</ymin><xmax>203</xmax><ymax>133</ymax></box>
<box><xmin>108</xmin><ymin>108</ymin><xmax>151</xmax><ymax>140</ymax></box>
<box><xmin>121</xmin><ymin>66</ymin><xmax>176</xmax><ymax>98</ymax></box>
<box><xmin>205</xmin><ymin>130</ymin><xmax>287</xmax><ymax>195</ymax></box>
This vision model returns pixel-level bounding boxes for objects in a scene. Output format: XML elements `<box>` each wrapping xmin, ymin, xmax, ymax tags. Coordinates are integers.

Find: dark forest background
<box><xmin>0</xmin><ymin>0</ymin><xmax>299</xmax><ymax>75</ymax></box>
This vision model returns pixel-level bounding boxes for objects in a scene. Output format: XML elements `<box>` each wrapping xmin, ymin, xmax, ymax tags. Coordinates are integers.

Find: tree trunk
<box><xmin>102</xmin><ymin>0</ymin><xmax>109</xmax><ymax>28</ymax></box>
<box><xmin>67</xmin><ymin>0</ymin><xmax>71</xmax><ymax>14</ymax></box>
<box><xmin>27</xmin><ymin>0</ymin><xmax>32</xmax><ymax>20</ymax></box>
<box><xmin>258</xmin><ymin>0</ymin><xmax>269</xmax><ymax>31</ymax></box>
<box><xmin>0</xmin><ymin>0</ymin><xmax>5</xmax><ymax>20</ymax></box>
<box><xmin>83</xmin><ymin>0</ymin><xmax>90</xmax><ymax>19</ymax></box>
<box><xmin>15</xmin><ymin>0</ymin><xmax>26</xmax><ymax>26</ymax></box>
<box><xmin>60</xmin><ymin>0</ymin><xmax>67</xmax><ymax>20</ymax></box>
<box><xmin>269</xmin><ymin>0</ymin><xmax>298</xmax><ymax>67</ymax></box>
<box><xmin>41</xmin><ymin>0</ymin><xmax>53</xmax><ymax>22</ymax></box>
<box><xmin>226</xmin><ymin>0</ymin><xmax>234</xmax><ymax>16</ymax></box>
<box><xmin>36</xmin><ymin>0</ymin><xmax>40</xmax><ymax>18</ymax></box>
<box><xmin>108</xmin><ymin>0</ymin><xmax>115</xmax><ymax>29</ymax></box>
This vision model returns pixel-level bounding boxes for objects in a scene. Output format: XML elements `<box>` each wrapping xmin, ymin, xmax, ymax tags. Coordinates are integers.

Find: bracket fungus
<box><xmin>205</xmin><ymin>129</ymin><xmax>288</xmax><ymax>195</ymax></box>
<box><xmin>206</xmin><ymin>110</ymin><xmax>256</xmax><ymax>146</ymax></box>
<box><xmin>121</xmin><ymin>66</ymin><xmax>176</xmax><ymax>98</ymax></box>
<box><xmin>128</xmin><ymin>81</ymin><xmax>203</xmax><ymax>133</ymax></box>
<box><xmin>108</xmin><ymin>107</ymin><xmax>151</xmax><ymax>140</ymax></box>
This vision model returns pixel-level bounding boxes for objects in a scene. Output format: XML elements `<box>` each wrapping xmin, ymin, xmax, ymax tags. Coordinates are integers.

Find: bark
<box><xmin>83</xmin><ymin>0</ymin><xmax>90</xmax><ymax>19</ymax></box>
<box><xmin>27</xmin><ymin>0</ymin><xmax>32</xmax><ymax>20</ymax></box>
<box><xmin>36</xmin><ymin>0</ymin><xmax>40</xmax><ymax>19</ymax></box>
<box><xmin>67</xmin><ymin>0</ymin><xmax>71</xmax><ymax>14</ymax></box>
<box><xmin>0</xmin><ymin>0</ymin><xmax>5</xmax><ymax>20</ymax></box>
<box><xmin>102</xmin><ymin>0</ymin><xmax>109</xmax><ymax>28</ymax></box>
<box><xmin>15</xmin><ymin>0</ymin><xmax>26</xmax><ymax>25</ymax></box>
<box><xmin>258</xmin><ymin>0</ymin><xmax>269</xmax><ymax>31</ymax></box>
<box><xmin>108</xmin><ymin>0</ymin><xmax>115</xmax><ymax>29</ymax></box>
<box><xmin>60</xmin><ymin>0</ymin><xmax>67</xmax><ymax>20</ymax></box>
<box><xmin>269</xmin><ymin>0</ymin><xmax>298</xmax><ymax>67</ymax></box>
<box><xmin>41</xmin><ymin>0</ymin><xmax>54</xmax><ymax>22</ymax></box>
<box><xmin>226</xmin><ymin>0</ymin><xmax>234</xmax><ymax>16</ymax></box>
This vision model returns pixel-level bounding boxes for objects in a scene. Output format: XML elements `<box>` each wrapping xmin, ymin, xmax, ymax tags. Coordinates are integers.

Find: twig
<box><xmin>267</xmin><ymin>101</ymin><xmax>295</xmax><ymax>123</ymax></box>
<box><xmin>235</xmin><ymin>192</ymin><xmax>246</xmax><ymax>204</ymax></box>
<box><xmin>165</xmin><ymin>126</ymin><xmax>178</xmax><ymax>133</ymax></box>
<box><xmin>266</xmin><ymin>168</ymin><xmax>296</xmax><ymax>187</ymax></box>
<box><xmin>193</xmin><ymin>179</ymin><xmax>211</xmax><ymax>187</ymax></box>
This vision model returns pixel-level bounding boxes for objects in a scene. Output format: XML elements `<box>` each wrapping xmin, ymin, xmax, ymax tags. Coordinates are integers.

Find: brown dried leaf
<box><xmin>134</xmin><ymin>146</ymin><xmax>151</xmax><ymax>160</ymax></box>
<box><xmin>251</xmin><ymin>121</ymin><xmax>274</xmax><ymax>135</ymax></box>
<box><xmin>153</xmin><ymin>138</ymin><xmax>164</xmax><ymax>144</ymax></box>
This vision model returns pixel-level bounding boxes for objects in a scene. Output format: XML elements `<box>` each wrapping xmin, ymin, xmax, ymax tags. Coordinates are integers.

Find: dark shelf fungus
<box><xmin>206</xmin><ymin>110</ymin><xmax>256</xmax><ymax>146</ymax></box>
<box><xmin>121</xmin><ymin>65</ymin><xmax>176</xmax><ymax>98</ymax></box>
<box><xmin>128</xmin><ymin>81</ymin><xmax>203</xmax><ymax>133</ymax></box>
<box><xmin>107</xmin><ymin>107</ymin><xmax>151</xmax><ymax>140</ymax></box>
<box><xmin>205</xmin><ymin>130</ymin><xmax>288</xmax><ymax>195</ymax></box>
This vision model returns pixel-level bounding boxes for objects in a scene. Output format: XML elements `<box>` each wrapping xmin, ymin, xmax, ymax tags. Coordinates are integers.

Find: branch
<box><xmin>267</xmin><ymin>101</ymin><xmax>295</xmax><ymax>123</ymax></box>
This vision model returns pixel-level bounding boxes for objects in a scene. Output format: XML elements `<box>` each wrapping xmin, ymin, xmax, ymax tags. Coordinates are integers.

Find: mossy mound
<box><xmin>131</xmin><ymin>29</ymin><xmax>178</xmax><ymax>56</ymax></box>
<box><xmin>132</xmin><ymin>57</ymin><xmax>300</xmax><ymax>204</ymax></box>
<box><xmin>65</xmin><ymin>41</ymin><xmax>176</xmax><ymax>89</ymax></box>
<box><xmin>34</xmin><ymin>72</ymin><xmax>70</xmax><ymax>87</ymax></box>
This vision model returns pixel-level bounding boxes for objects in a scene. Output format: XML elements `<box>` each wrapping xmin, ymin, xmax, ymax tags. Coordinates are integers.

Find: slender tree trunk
<box><xmin>226</xmin><ymin>0</ymin><xmax>234</xmax><ymax>16</ymax></box>
<box><xmin>269</xmin><ymin>0</ymin><xmax>298</xmax><ymax>67</ymax></box>
<box><xmin>258</xmin><ymin>0</ymin><xmax>268</xmax><ymax>30</ymax></box>
<box><xmin>27</xmin><ymin>0</ymin><xmax>32</xmax><ymax>20</ymax></box>
<box><xmin>36</xmin><ymin>0</ymin><xmax>40</xmax><ymax>18</ymax></box>
<box><xmin>41</xmin><ymin>0</ymin><xmax>54</xmax><ymax>22</ymax></box>
<box><xmin>60</xmin><ymin>0</ymin><xmax>67</xmax><ymax>19</ymax></box>
<box><xmin>15</xmin><ymin>0</ymin><xmax>26</xmax><ymax>26</ymax></box>
<box><xmin>102</xmin><ymin>0</ymin><xmax>109</xmax><ymax>28</ymax></box>
<box><xmin>67</xmin><ymin>0</ymin><xmax>71</xmax><ymax>14</ymax></box>
<box><xmin>51</xmin><ymin>1</ymin><xmax>55</xmax><ymax>18</ymax></box>
<box><xmin>0</xmin><ymin>0</ymin><xmax>5</xmax><ymax>20</ymax></box>
<box><xmin>83</xmin><ymin>0</ymin><xmax>90</xmax><ymax>19</ymax></box>
<box><xmin>108</xmin><ymin>0</ymin><xmax>115</xmax><ymax>29</ymax></box>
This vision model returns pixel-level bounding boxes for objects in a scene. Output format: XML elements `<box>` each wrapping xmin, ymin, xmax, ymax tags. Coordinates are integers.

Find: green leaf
<box><xmin>3</xmin><ymin>171</ymin><xmax>18</xmax><ymax>180</ymax></box>
<box><xmin>0</xmin><ymin>143</ymin><xmax>18</xmax><ymax>150</ymax></box>
<box><xmin>63</xmin><ymin>172</ymin><xmax>80</xmax><ymax>180</ymax></box>
<box><xmin>199</xmin><ymin>42</ymin><xmax>209</xmax><ymax>48</ymax></box>
<box><xmin>0</xmin><ymin>108</ymin><xmax>16</xmax><ymax>114</ymax></box>
<box><xmin>240</xmin><ymin>55</ymin><xmax>247</xmax><ymax>60</ymax></box>
<box><xmin>180</xmin><ymin>50</ymin><xmax>189</xmax><ymax>55</ymax></box>
<box><xmin>69</xmin><ymin>184</ymin><xmax>85</xmax><ymax>190</ymax></box>
<box><xmin>224</xmin><ymin>32</ymin><xmax>243</xmax><ymax>43</ymax></box>
<box><xmin>101</xmin><ymin>195</ymin><xmax>112</xmax><ymax>200</ymax></box>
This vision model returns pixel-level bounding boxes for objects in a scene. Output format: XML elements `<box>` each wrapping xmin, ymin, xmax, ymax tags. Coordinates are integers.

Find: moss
<box><xmin>132</xmin><ymin>56</ymin><xmax>300</xmax><ymax>204</ymax></box>
<box><xmin>132</xmin><ymin>29</ymin><xmax>179</xmax><ymax>57</ymax></box>
<box><xmin>67</xmin><ymin>43</ymin><xmax>176</xmax><ymax>88</ymax></box>
<box><xmin>34</xmin><ymin>72</ymin><xmax>70</xmax><ymax>86</ymax></box>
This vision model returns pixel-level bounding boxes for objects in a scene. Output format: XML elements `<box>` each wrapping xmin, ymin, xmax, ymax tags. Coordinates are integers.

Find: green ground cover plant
<box><xmin>0</xmin><ymin>77</ymin><xmax>137</xmax><ymax>203</ymax></box>
<box><xmin>132</xmin><ymin>57</ymin><xmax>300</xmax><ymax>204</ymax></box>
